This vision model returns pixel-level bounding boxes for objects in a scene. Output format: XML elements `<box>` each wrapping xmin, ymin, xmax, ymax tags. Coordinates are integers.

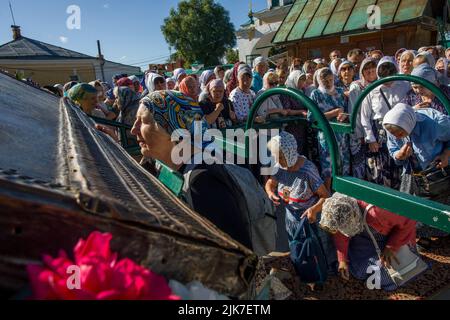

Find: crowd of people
<box><xmin>44</xmin><ymin>44</ymin><xmax>450</xmax><ymax>292</ymax></box>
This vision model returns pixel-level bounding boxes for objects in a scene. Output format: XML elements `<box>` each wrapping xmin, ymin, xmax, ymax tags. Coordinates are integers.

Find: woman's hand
<box><xmin>434</xmin><ymin>150</ymin><xmax>450</xmax><ymax>169</ymax></box>
<box><xmin>280</xmin><ymin>109</ymin><xmax>290</xmax><ymax>117</ymax></box>
<box><xmin>337</xmin><ymin>113</ymin><xmax>348</xmax><ymax>123</ymax></box>
<box><xmin>395</xmin><ymin>143</ymin><xmax>413</xmax><ymax>161</ymax></box>
<box><xmin>96</xmin><ymin>124</ymin><xmax>119</xmax><ymax>142</ymax></box>
<box><xmin>413</xmin><ymin>101</ymin><xmax>430</xmax><ymax>110</ymax></box>
<box><xmin>338</xmin><ymin>261</ymin><xmax>350</xmax><ymax>281</ymax></box>
<box><xmin>334</xmin><ymin>108</ymin><xmax>344</xmax><ymax>118</ymax></box>
<box><xmin>268</xmin><ymin>193</ymin><xmax>281</xmax><ymax>206</ymax></box>
<box><xmin>301</xmin><ymin>208</ymin><xmax>317</xmax><ymax>224</ymax></box>
<box><xmin>380</xmin><ymin>247</ymin><xmax>399</xmax><ymax>268</ymax></box>
<box><xmin>368</xmin><ymin>142</ymin><xmax>380</xmax><ymax>153</ymax></box>
<box><xmin>229</xmin><ymin>111</ymin><xmax>237</xmax><ymax>122</ymax></box>
<box><xmin>215</xmin><ymin>103</ymin><xmax>225</xmax><ymax>113</ymax></box>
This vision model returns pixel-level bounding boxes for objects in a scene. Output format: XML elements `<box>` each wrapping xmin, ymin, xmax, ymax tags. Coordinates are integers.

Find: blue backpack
<box><xmin>289</xmin><ymin>217</ymin><xmax>328</xmax><ymax>284</ymax></box>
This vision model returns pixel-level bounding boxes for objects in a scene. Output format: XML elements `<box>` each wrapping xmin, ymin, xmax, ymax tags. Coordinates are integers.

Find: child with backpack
<box><xmin>265</xmin><ymin>131</ymin><xmax>336</xmax><ymax>288</ymax></box>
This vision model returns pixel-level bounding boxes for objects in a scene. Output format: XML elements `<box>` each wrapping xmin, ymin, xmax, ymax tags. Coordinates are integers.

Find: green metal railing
<box><xmin>246</xmin><ymin>87</ymin><xmax>342</xmax><ymax>176</ymax></box>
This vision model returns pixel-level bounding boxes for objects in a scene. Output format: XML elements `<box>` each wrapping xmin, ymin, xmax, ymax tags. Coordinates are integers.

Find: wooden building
<box><xmin>272</xmin><ymin>0</ymin><xmax>449</xmax><ymax>60</ymax></box>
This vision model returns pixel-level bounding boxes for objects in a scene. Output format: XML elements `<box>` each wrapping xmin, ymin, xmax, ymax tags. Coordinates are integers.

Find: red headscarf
<box><xmin>179</xmin><ymin>76</ymin><xmax>199</xmax><ymax>101</ymax></box>
<box><xmin>226</xmin><ymin>62</ymin><xmax>242</xmax><ymax>97</ymax></box>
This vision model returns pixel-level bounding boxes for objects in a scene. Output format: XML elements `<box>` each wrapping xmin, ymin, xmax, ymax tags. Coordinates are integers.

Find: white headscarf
<box><xmin>330</xmin><ymin>58</ymin><xmax>342</xmax><ymax>77</ymax></box>
<box><xmin>173</xmin><ymin>68</ymin><xmax>186</xmax><ymax>83</ymax></box>
<box><xmin>316</xmin><ymin>67</ymin><xmax>336</xmax><ymax>95</ymax></box>
<box><xmin>320</xmin><ymin>193</ymin><xmax>364</xmax><ymax>237</ymax></box>
<box><xmin>145</xmin><ymin>72</ymin><xmax>164</xmax><ymax>93</ymax></box>
<box><xmin>416</xmin><ymin>52</ymin><xmax>436</xmax><ymax>68</ymax></box>
<box><xmin>269</xmin><ymin>131</ymin><xmax>299</xmax><ymax>168</ymax></box>
<box><xmin>399</xmin><ymin>50</ymin><xmax>416</xmax><ymax>74</ymax></box>
<box><xmin>376</xmin><ymin>56</ymin><xmax>398</xmax><ymax>79</ymax></box>
<box><xmin>411</xmin><ymin>64</ymin><xmax>438</xmax><ymax>84</ymax></box>
<box><xmin>383</xmin><ymin>103</ymin><xmax>417</xmax><ymax>135</ymax></box>
<box><xmin>253</xmin><ymin>56</ymin><xmax>268</xmax><ymax>69</ymax></box>
<box><xmin>285</xmin><ymin>70</ymin><xmax>306</xmax><ymax>89</ymax></box>
<box><xmin>199</xmin><ymin>70</ymin><xmax>215</xmax><ymax>92</ymax></box>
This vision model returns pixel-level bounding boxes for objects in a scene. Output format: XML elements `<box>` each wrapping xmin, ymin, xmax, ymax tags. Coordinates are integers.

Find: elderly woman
<box><xmin>179</xmin><ymin>76</ymin><xmax>200</xmax><ymax>102</ymax></box>
<box><xmin>127</xmin><ymin>91</ymin><xmax>276</xmax><ymax>254</ymax></box>
<box><xmin>68</xmin><ymin>83</ymin><xmax>106</xmax><ymax>118</ymax></box>
<box><xmin>251</xmin><ymin>57</ymin><xmax>269</xmax><ymax>93</ymax></box>
<box><xmin>113</xmin><ymin>86</ymin><xmax>141</xmax><ymax>145</ymax></box>
<box><xmin>229</xmin><ymin>65</ymin><xmax>255</xmax><ymax>123</ymax></box>
<box><xmin>395</xmin><ymin>48</ymin><xmax>407</xmax><ymax>66</ymax></box>
<box><xmin>336</xmin><ymin>60</ymin><xmax>355</xmax><ymax>96</ymax></box>
<box><xmin>255</xmin><ymin>72</ymin><xmax>287</xmax><ymax>120</ymax></box>
<box><xmin>320</xmin><ymin>193</ymin><xmax>421</xmax><ymax>291</ymax></box>
<box><xmin>435</xmin><ymin>58</ymin><xmax>449</xmax><ymax>86</ymax></box>
<box><xmin>360</xmin><ymin>56</ymin><xmax>410</xmax><ymax>188</ymax></box>
<box><xmin>401</xmin><ymin>64</ymin><xmax>450</xmax><ymax>115</ymax></box>
<box><xmin>199</xmin><ymin>79</ymin><xmax>236</xmax><ymax>129</ymax></box>
<box><xmin>198</xmin><ymin>70</ymin><xmax>216</xmax><ymax>102</ymax></box>
<box><xmin>265</xmin><ymin>132</ymin><xmax>334</xmax><ymax>282</ymax></box>
<box><xmin>309</xmin><ymin>68</ymin><xmax>351</xmax><ymax>191</ymax></box>
<box><xmin>383</xmin><ymin>103</ymin><xmax>450</xmax><ymax>246</ymax></box>
<box><xmin>173</xmin><ymin>68</ymin><xmax>187</xmax><ymax>90</ymax></box>
<box><xmin>145</xmin><ymin>72</ymin><xmax>167</xmax><ymax>94</ymax></box>
<box><xmin>399</xmin><ymin>50</ymin><xmax>415</xmax><ymax>75</ymax></box>
<box><xmin>166</xmin><ymin>78</ymin><xmax>176</xmax><ymax>90</ymax></box>
<box><xmin>214</xmin><ymin>66</ymin><xmax>225</xmax><ymax>81</ymax></box>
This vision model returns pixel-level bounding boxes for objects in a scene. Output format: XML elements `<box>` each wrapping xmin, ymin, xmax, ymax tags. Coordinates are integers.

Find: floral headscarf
<box><xmin>269</xmin><ymin>131</ymin><xmax>299</xmax><ymax>168</ymax></box>
<box><xmin>68</xmin><ymin>83</ymin><xmax>97</xmax><ymax>104</ymax></box>
<box><xmin>320</xmin><ymin>193</ymin><xmax>364</xmax><ymax>237</ymax></box>
<box><xmin>115</xmin><ymin>87</ymin><xmax>140</xmax><ymax>112</ymax></box>
<box><xmin>140</xmin><ymin>91</ymin><xmax>207</xmax><ymax>143</ymax></box>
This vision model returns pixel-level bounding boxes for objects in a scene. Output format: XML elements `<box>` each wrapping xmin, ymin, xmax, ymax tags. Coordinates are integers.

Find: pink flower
<box><xmin>27</xmin><ymin>231</ymin><xmax>179</xmax><ymax>300</ymax></box>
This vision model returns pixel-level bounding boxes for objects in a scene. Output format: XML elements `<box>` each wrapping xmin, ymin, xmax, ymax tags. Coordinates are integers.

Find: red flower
<box><xmin>27</xmin><ymin>231</ymin><xmax>179</xmax><ymax>300</ymax></box>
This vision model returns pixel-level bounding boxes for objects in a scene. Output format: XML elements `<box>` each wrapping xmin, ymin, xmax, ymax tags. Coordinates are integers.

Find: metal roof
<box><xmin>0</xmin><ymin>36</ymin><xmax>93</xmax><ymax>60</ymax></box>
<box><xmin>272</xmin><ymin>0</ymin><xmax>430</xmax><ymax>44</ymax></box>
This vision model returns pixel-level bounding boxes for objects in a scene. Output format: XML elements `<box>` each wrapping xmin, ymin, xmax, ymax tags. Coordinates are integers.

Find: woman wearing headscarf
<box><xmin>173</xmin><ymin>68</ymin><xmax>187</xmax><ymax>90</ymax></box>
<box><xmin>198</xmin><ymin>70</ymin><xmax>216</xmax><ymax>102</ymax></box>
<box><xmin>383</xmin><ymin>103</ymin><xmax>450</xmax><ymax>246</ymax></box>
<box><xmin>223</xmin><ymin>69</ymin><xmax>233</xmax><ymax>87</ymax></box>
<box><xmin>360</xmin><ymin>56</ymin><xmax>410</xmax><ymax>188</ymax></box>
<box><xmin>145</xmin><ymin>72</ymin><xmax>167</xmax><ymax>94</ymax></box>
<box><xmin>347</xmin><ymin>58</ymin><xmax>378</xmax><ymax>179</ymax></box>
<box><xmin>435</xmin><ymin>57</ymin><xmax>449</xmax><ymax>86</ymax></box>
<box><xmin>320</xmin><ymin>193</ymin><xmax>420</xmax><ymax>291</ymax></box>
<box><xmin>226</xmin><ymin>62</ymin><xmax>243</xmax><ymax>97</ymax></box>
<box><xmin>251</xmin><ymin>57</ymin><xmax>269</xmax><ymax>93</ymax></box>
<box><xmin>401</xmin><ymin>64</ymin><xmax>450</xmax><ymax>115</ymax></box>
<box><xmin>266</xmin><ymin>132</ymin><xmax>335</xmax><ymax>280</ymax></box>
<box><xmin>309</xmin><ymin>68</ymin><xmax>351</xmax><ymax>191</ymax></box>
<box><xmin>229</xmin><ymin>65</ymin><xmax>255</xmax><ymax>123</ymax></box>
<box><xmin>214</xmin><ymin>65</ymin><xmax>225</xmax><ymax>81</ymax></box>
<box><xmin>89</xmin><ymin>80</ymin><xmax>117</xmax><ymax>120</ymax></box>
<box><xmin>130</xmin><ymin>90</ymin><xmax>267</xmax><ymax>252</ymax></box>
<box><xmin>395</xmin><ymin>48</ymin><xmax>407</xmax><ymax>66</ymax></box>
<box><xmin>336</xmin><ymin>60</ymin><xmax>356</xmax><ymax>96</ymax></box>
<box><xmin>166</xmin><ymin>78</ymin><xmax>176</xmax><ymax>90</ymax></box>
<box><xmin>255</xmin><ymin>72</ymin><xmax>288</xmax><ymax>120</ymax></box>
<box><xmin>199</xmin><ymin>79</ymin><xmax>236</xmax><ymax>129</ymax></box>
<box><xmin>413</xmin><ymin>51</ymin><xmax>436</xmax><ymax>69</ymax></box>
<box><xmin>399</xmin><ymin>50</ymin><xmax>415</xmax><ymax>75</ymax></box>
<box><xmin>68</xmin><ymin>83</ymin><xmax>105</xmax><ymax>118</ymax></box>
<box><xmin>179</xmin><ymin>76</ymin><xmax>200</xmax><ymax>102</ymax></box>
<box><xmin>113</xmin><ymin>86</ymin><xmax>141</xmax><ymax>145</ymax></box>
<box><xmin>330</xmin><ymin>58</ymin><xmax>343</xmax><ymax>80</ymax></box>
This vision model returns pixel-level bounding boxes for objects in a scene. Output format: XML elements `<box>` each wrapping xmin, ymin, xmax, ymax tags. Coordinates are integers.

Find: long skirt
<box><xmin>350</xmin><ymin>136</ymin><xmax>367</xmax><ymax>179</ymax></box>
<box><xmin>365</xmin><ymin>120</ymin><xmax>402</xmax><ymax>189</ymax></box>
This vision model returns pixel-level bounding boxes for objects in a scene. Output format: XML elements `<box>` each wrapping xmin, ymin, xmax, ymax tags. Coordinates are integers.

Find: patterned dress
<box><xmin>309</xmin><ymin>88</ymin><xmax>351</xmax><ymax>180</ymax></box>
<box><xmin>275</xmin><ymin>158</ymin><xmax>338</xmax><ymax>272</ymax></box>
<box><xmin>229</xmin><ymin>87</ymin><xmax>255</xmax><ymax>123</ymax></box>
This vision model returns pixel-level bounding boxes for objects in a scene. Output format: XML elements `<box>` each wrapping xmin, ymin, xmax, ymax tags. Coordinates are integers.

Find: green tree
<box><xmin>225</xmin><ymin>48</ymin><xmax>239</xmax><ymax>64</ymax></box>
<box><xmin>161</xmin><ymin>0</ymin><xmax>236</xmax><ymax>66</ymax></box>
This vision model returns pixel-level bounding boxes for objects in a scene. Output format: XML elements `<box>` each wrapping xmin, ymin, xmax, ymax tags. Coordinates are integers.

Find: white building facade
<box><xmin>236</xmin><ymin>0</ymin><xmax>293</xmax><ymax>65</ymax></box>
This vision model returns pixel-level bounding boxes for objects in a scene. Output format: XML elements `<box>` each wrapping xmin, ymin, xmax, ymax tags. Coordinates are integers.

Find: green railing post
<box><xmin>245</xmin><ymin>87</ymin><xmax>342</xmax><ymax>176</ymax></box>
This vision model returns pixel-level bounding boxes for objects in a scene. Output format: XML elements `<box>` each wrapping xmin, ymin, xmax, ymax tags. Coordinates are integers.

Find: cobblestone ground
<box><xmin>255</xmin><ymin>237</ymin><xmax>450</xmax><ymax>300</ymax></box>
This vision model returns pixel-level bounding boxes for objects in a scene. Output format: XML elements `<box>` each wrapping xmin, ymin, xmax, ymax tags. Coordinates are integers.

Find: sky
<box><xmin>0</xmin><ymin>0</ymin><xmax>267</xmax><ymax>70</ymax></box>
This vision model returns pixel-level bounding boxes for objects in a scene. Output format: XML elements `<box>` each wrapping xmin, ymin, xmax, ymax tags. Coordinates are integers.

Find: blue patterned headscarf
<box><xmin>140</xmin><ymin>91</ymin><xmax>209</xmax><ymax>147</ymax></box>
